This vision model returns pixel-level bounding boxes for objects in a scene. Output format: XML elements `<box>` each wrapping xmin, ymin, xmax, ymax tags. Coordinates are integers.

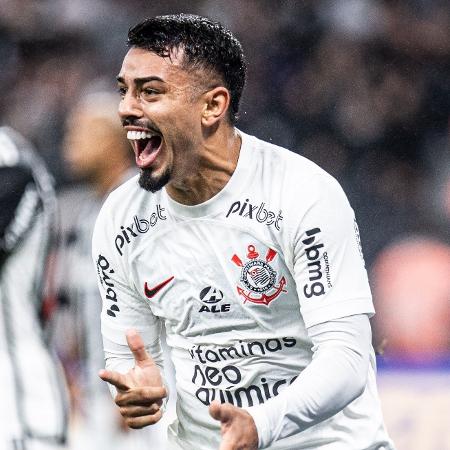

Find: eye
<box><xmin>141</xmin><ymin>88</ymin><xmax>159</xmax><ymax>99</ymax></box>
<box><xmin>117</xmin><ymin>86</ymin><xmax>127</xmax><ymax>98</ymax></box>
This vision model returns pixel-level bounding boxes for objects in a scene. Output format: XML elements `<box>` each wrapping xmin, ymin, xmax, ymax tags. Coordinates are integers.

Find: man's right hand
<box><xmin>99</xmin><ymin>329</ymin><xmax>167</xmax><ymax>429</ymax></box>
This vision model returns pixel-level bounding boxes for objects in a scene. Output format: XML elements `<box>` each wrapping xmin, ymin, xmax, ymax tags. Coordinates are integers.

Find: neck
<box><xmin>166</xmin><ymin>126</ymin><xmax>241</xmax><ymax>205</ymax></box>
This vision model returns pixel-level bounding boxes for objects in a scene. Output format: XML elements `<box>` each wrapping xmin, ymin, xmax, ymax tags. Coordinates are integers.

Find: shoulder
<box><xmin>104</xmin><ymin>174</ymin><xmax>140</xmax><ymax>207</ymax></box>
<box><xmin>94</xmin><ymin>175</ymin><xmax>140</xmax><ymax>235</ymax></box>
<box><xmin>99</xmin><ymin>174</ymin><xmax>142</xmax><ymax>215</ymax></box>
<box><xmin>246</xmin><ymin>132</ymin><xmax>346</xmax><ymax>203</ymax></box>
<box><xmin>0</xmin><ymin>126</ymin><xmax>54</xmax><ymax>192</ymax></box>
<box><xmin>0</xmin><ymin>126</ymin><xmax>25</xmax><ymax>166</ymax></box>
<box><xmin>93</xmin><ymin>175</ymin><xmax>165</xmax><ymax>246</ymax></box>
<box><xmin>0</xmin><ymin>127</ymin><xmax>56</xmax><ymax>261</ymax></box>
<box><xmin>0</xmin><ymin>127</ymin><xmax>34</xmax><ymax>181</ymax></box>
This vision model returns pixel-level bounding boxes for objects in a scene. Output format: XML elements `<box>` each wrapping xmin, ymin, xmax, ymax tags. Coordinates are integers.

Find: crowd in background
<box><xmin>1</xmin><ymin>0</ymin><xmax>449</xmax><ymax>254</ymax></box>
<box><xmin>1</xmin><ymin>0</ymin><xmax>450</xmax><ymax>440</ymax></box>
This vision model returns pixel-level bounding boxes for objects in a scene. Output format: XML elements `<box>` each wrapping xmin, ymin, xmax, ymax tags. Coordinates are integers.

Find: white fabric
<box><xmin>247</xmin><ymin>314</ymin><xmax>376</xmax><ymax>448</ymax></box>
<box><xmin>92</xmin><ymin>130</ymin><xmax>393</xmax><ymax>449</ymax></box>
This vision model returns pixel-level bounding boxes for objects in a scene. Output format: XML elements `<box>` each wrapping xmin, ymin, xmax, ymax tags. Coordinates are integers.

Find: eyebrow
<box><xmin>116</xmin><ymin>75</ymin><xmax>165</xmax><ymax>85</ymax></box>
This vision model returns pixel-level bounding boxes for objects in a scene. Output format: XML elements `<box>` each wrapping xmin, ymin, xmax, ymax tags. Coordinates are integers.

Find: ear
<box><xmin>201</xmin><ymin>86</ymin><xmax>230</xmax><ymax>127</ymax></box>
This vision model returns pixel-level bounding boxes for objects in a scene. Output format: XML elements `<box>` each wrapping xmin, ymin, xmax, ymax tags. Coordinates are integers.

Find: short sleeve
<box><xmin>292</xmin><ymin>173</ymin><xmax>374</xmax><ymax>328</ymax></box>
<box><xmin>92</xmin><ymin>200</ymin><xmax>161</xmax><ymax>346</ymax></box>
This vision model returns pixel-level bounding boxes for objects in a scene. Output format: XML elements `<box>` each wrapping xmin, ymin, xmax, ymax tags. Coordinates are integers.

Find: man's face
<box><xmin>117</xmin><ymin>47</ymin><xmax>206</xmax><ymax>192</ymax></box>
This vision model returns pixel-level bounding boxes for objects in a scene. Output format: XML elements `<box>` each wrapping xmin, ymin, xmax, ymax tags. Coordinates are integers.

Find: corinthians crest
<box><xmin>231</xmin><ymin>244</ymin><xmax>287</xmax><ymax>306</ymax></box>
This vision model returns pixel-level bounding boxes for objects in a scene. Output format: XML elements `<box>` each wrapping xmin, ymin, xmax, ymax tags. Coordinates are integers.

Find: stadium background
<box><xmin>1</xmin><ymin>0</ymin><xmax>449</xmax><ymax>448</ymax></box>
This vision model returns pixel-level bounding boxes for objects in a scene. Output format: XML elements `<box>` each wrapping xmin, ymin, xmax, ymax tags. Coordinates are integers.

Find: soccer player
<box><xmin>0</xmin><ymin>127</ymin><xmax>68</xmax><ymax>450</ymax></box>
<box><xmin>93</xmin><ymin>14</ymin><xmax>395</xmax><ymax>450</ymax></box>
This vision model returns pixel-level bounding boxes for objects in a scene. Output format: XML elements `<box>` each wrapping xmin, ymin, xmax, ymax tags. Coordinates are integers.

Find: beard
<box><xmin>138</xmin><ymin>167</ymin><xmax>171</xmax><ymax>193</ymax></box>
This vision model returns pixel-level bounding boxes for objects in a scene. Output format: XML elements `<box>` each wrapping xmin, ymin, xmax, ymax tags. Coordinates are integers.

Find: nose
<box><xmin>118</xmin><ymin>91</ymin><xmax>143</xmax><ymax>120</ymax></box>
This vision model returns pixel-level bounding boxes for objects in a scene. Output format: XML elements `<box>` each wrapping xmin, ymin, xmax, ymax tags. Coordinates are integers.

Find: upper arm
<box><xmin>291</xmin><ymin>174</ymin><xmax>374</xmax><ymax>328</ymax></box>
<box><xmin>92</xmin><ymin>204</ymin><xmax>162</xmax><ymax>348</ymax></box>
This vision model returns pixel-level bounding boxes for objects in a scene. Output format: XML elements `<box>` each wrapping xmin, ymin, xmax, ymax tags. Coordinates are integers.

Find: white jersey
<box><xmin>93</xmin><ymin>131</ymin><xmax>391</xmax><ymax>449</ymax></box>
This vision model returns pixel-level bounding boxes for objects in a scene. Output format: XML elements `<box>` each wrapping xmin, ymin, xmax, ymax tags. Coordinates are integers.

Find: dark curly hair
<box><xmin>127</xmin><ymin>14</ymin><xmax>247</xmax><ymax>124</ymax></box>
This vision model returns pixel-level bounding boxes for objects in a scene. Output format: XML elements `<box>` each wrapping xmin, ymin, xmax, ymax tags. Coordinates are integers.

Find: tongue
<box><xmin>142</xmin><ymin>136</ymin><xmax>161</xmax><ymax>156</ymax></box>
<box><xmin>138</xmin><ymin>136</ymin><xmax>162</xmax><ymax>166</ymax></box>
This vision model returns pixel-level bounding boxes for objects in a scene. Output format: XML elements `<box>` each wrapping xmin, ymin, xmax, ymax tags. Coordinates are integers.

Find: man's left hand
<box><xmin>209</xmin><ymin>401</ymin><xmax>259</xmax><ymax>450</ymax></box>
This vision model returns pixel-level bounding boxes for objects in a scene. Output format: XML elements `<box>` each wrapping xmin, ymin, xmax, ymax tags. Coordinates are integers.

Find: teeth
<box><xmin>127</xmin><ymin>130</ymin><xmax>155</xmax><ymax>140</ymax></box>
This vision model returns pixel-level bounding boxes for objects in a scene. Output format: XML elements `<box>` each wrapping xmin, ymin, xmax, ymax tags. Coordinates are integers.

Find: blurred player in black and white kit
<box><xmin>93</xmin><ymin>14</ymin><xmax>396</xmax><ymax>450</ymax></box>
<box><xmin>0</xmin><ymin>127</ymin><xmax>68</xmax><ymax>450</ymax></box>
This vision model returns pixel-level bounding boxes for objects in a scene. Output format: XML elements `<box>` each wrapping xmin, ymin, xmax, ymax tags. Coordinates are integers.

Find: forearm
<box><xmin>246</xmin><ymin>314</ymin><xmax>372</xmax><ymax>448</ymax></box>
<box><xmin>103</xmin><ymin>335</ymin><xmax>167</xmax><ymax>399</ymax></box>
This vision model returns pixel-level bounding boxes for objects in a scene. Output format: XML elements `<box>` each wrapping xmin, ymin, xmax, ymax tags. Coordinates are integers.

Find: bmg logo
<box><xmin>302</xmin><ymin>228</ymin><xmax>331</xmax><ymax>298</ymax></box>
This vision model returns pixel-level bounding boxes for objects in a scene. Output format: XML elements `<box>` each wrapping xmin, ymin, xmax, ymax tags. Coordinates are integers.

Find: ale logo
<box><xmin>198</xmin><ymin>286</ymin><xmax>230</xmax><ymax>313</ymax></box>
<box><xmin>199</xmin><ymin>286</ymin><xmax>224</xmax><ymax>304</ymax></box>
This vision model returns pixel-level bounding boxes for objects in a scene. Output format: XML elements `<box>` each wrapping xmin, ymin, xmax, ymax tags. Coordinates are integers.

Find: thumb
<box><xmin>209</xmin><ymin>401</ymin><xmax>233</xmax><ymax>423</ymax></box>
<box><xmin>126</xmin><ymin>329</ymin><xmax>155</xmax><ymax>367</ymax></box>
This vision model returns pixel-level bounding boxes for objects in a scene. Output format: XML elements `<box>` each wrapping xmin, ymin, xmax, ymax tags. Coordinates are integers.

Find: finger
<box><xmin>116</xmin><ymin>386</ymin><xmax>167</xmax><ymax>407</ymax></box>
<box><xmin>126</xmin><ymin>329</ymin><xmax>155</xmax><ymax>366</ymax></box>
<box><xmin>210</xmin><ymin>401</ymin><xmax>235</xmax><ymax>424</ymax></box>
<box><xmin>209</xmin><ymin>400</ymin><xmax>223</xmax><ymax>422</ymax></box>
<box><xmin>99</xmin><ymin>369</ymin><xmax>129</xmax><ymax>391</ymax></box>
<box><xmin>125</xmin><ymin>409</ymin><xmax>163</xmax><ymax>429</ymax></box>
<box><xmin>119</xmin><ymin>403</ymin><xmax>160</xmax><ymax>418</ymax></box>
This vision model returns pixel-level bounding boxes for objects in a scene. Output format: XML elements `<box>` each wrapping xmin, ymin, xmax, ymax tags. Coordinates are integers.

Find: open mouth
<box><xmin>127</xmin><ymin>130</ymin><xmax>163</xmax><ymax>168</ymax></box>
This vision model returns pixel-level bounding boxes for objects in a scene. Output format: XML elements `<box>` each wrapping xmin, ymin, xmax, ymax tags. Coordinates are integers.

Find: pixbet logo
<box><xmin>198</xmin><ymin>286</ymin><xmax>230</xmax><ymax>313</ymax></box>
<box><xmin>302</xmin><ymin>228</ymin><xmax>332</xmax><ymax>298</ymax></box>
<box><xmin>226</xmin><ymin>199</ymin><xmax>283</xmax><ymax>230</ymax></box>
<box><xmin>115</xmin><ymin>205</ymin><xmax>166</xmax><ymax>256</ymax></box>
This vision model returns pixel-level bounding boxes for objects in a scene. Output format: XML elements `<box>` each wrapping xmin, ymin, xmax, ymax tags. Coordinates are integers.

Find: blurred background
<box><xmin>1</xmin><ymin>0</ymin><xmax>449</xmax><ymax>449</ymax></box>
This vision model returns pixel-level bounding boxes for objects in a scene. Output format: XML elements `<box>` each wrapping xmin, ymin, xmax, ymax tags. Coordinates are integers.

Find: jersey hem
<box><xmin>302</xmin><ymin>298</ymin><xmax>375</xmax><ymax>329</ymax></box>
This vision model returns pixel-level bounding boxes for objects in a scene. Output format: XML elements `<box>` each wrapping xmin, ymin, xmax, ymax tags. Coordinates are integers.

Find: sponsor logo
<box><xmin>198</xmin><ymin>286</ymin><xmax>230</xmax><ymax>313</ymax></box>
<box><xmin>96</xmin><ymin>255</ymin><xmax>119</xmax><ymax>317</ymax></box>
<box><xmin>189</xmin><ymin>337</ymin><xmax>297</xmax><ymax>407</ymax></box>
<box><xmin>144</xmin><ymin>276</ymin><xmax>174</xmax><ymax>299</ymax></box>
<box><xmin>199</xmin><ymin>286</ymin><xmax>223</xmax><ymax>304</ymax></box>
<box><xmin>226</xmin><ymin>199</ymin><xmax>283</xmax><ymax>230</ymax></box>
<box><xmin>115</xmin><ymin>205</ymin><xmax>167</xmax><ymax>256</ymax></box>
<box><xmin>231</xmin><ymin>244</ymin><xmax>287</xmax><ymax>306</ymax></box>
<box><xmin>302</xmin><ymin>228</ymin><xmax>332</xmax><ymax>298</ymax></box>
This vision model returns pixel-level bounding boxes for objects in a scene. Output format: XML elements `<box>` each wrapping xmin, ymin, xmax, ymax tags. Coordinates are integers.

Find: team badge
<box><xmin>231</xmin><ymin>244</ymin><xmax>287</xmax><ymax>306</ymax></box>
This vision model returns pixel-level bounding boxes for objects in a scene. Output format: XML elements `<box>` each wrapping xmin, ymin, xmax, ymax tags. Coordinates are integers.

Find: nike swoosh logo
<box><xmin>144</xmin><ymin>276</ymin><xmax>174</xmax><ymax>299</ymax></box>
